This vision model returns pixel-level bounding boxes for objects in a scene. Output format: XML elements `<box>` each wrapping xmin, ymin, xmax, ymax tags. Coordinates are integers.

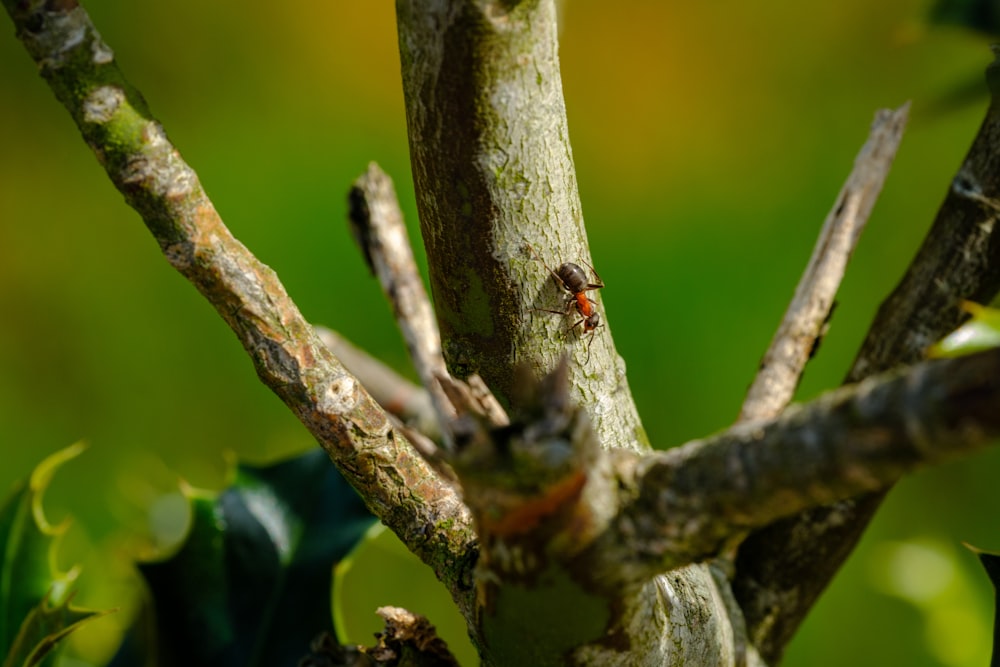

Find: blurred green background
<box><xmin>1</xmin><ymin>1</ymin><xmax>998</xmax><ymax>665</ymax></box>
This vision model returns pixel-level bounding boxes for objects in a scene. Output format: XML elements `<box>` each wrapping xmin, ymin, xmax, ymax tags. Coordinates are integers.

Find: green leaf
<box><xmin>965</xmin><ymin>543</ymin><xmax>1000</xmax><ymax>667</ymax></box>
<box><xmin>929</xmin><ymin>0</ymin><xmax>1000</xmax><ymax>34</ymax></box>
<box><xmin>928</xmin><ymin>301</ymin><xmax>1000</xmax><ymax>358</ymax></box>
<box><xmin>0</xmin><ymin>443</ymin><xmax>113</xmax><ymax>667</ymax></box>
<box><xmin>4</xmin><ymin>593</ymin><xmax>113</xmax><ymax>667</ymax></box>
<box><xmin>113</xmin><ymin>447</ymin><xmax>377</xmax><ymax>666</ymax></box>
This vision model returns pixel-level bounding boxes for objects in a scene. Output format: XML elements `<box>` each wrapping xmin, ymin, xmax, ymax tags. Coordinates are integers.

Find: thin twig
<box><xmin>437</xmin><ymin>373</ymin><xmax>510</xmax><ymax>429</ymax></box>
<box><xmin>740</xmin><ymin>105</ymin><xmax>909</xmax><ymax>421</ymax></box>
<box><xmin>348</xmin><ymin>163</ymin><xmax>457</xmax><ymax>449</ymax></box>
<box><xmin>2</xmin><ymin>0</ymin><xmax>477</xmax><ymax>617</ymax></box>
<box><xmin>314</xmin><ymin>325</ymin><xmax>441</xmax><ymax>441</ymax></box>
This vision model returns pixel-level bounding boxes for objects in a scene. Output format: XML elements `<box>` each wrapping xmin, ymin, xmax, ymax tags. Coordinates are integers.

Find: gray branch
<box><xmin>583</xmin><ymin>347</ymin><xmax>1000</xmax><ymax>590</ymax></box>
<box><xmin>740</xmin><ymin>105</ymin><xmax>909</xmax><ymax>421</ymax></box>
<box><xmin>10</xmin><ymin>0</ymin><xmax>1000</xmax><ymax>664</ymax></box>
<box><xmin>348</xmin><ymin>163</ymin><xmax>455</xmax><ymax>446</ymax></box>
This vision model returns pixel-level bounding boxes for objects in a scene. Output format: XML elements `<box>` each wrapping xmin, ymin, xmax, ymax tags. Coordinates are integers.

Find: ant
<box><xmin>525</xmin><ymin>242</ymin><xmax>605</xmax><ymax>361</ymax></box>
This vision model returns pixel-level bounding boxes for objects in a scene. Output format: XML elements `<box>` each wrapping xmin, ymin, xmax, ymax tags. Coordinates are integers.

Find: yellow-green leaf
<box><xmin>928</xmin><ymin>301</ymin><xmax>1000</xmax><ymax>358</ymax></box>
<box><xmin>4</xmin><ymin>593</ymin><xmax>113</xmax><ymax>667</ymax></box>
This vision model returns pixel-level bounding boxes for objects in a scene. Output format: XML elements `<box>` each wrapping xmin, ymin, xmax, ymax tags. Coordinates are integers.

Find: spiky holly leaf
<box><xmin>113</xmin><ymin>447</ymin><xmax>377</xmax><ymax>666</ymax></box>
<box><xmin>0</xmin><ymin>443</ymin><xmax>111</xmax><ymax>667</ymax></box>
<box><xmin>928</xmin><ymin>301</ymin><xmax>1000</xmax><ymax>358</ymax></box>
<box><xmin>4</xmin><ymin>593</ymin><xmax>113</xmax><ymax>667</ymax></box>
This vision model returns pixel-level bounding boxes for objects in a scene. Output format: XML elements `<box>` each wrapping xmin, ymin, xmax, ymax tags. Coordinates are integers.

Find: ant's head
<box><xmin>583</xmin><ymin>313</ymin><xmax>601</xmax><ymax>333</ymax></box>
<box><xmin>582</xmin><ymin>314</ymin><xmax>603</xmax><ymax>363</ymax></box>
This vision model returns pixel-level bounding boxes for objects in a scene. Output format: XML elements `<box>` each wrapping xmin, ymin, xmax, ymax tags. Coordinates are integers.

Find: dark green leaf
<box><xmin>929</xmin><ymin>0</ymin><xmax>1000</xmax><ymax>34</ymax></box>
<box><xmin>966</xmin><ymin>543</ymin><xmax>1000</xmax><ymax>667</ymax></box>
<box><xmin>114</xmin><ymin>448</ymin><xmax>377</xmax><ymax>666</ymax></box>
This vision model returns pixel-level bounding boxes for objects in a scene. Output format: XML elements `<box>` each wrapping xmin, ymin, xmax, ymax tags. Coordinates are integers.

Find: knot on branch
<box><xmin>426</xmin><ymin>358</ymin><xmax>618</xmax><ymax>593</ymax></box>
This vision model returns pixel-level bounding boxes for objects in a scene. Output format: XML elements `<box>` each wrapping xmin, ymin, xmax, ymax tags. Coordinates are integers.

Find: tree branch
<box><xmin>585</xmin><ymin>347</ymin><xmax>1000</xmax><ymax>590</ymax></box>
<box><xmin>394</xmin><ymin>4</ymin><xmax>731</xmax><ymax>663</ymax></box>
<box><xmin>13</xmin><ymin>1</ymin><xmax>998</xmax><ymax>665</ymax></box>
<box><xmin>740</xmin><ymin>105</ymin><xmax>909</xmax><ymax>421</ymax></box>
<box><xmin>2</xmin><ymin>0</ymin><xmax>477</xmax><ymax>617</ymax></box>
<box><xmin>314</xmin><ymin>326</ymin><xmax>441</xmax><ymax>442</ymax></box>
<box><xmin>734</xmin><ymin>56</ymin><xmax>1000</xmax><ymax>663</ymax></box>
<box><xmin>348</xmin><ymin>163</ymin><xmax>456</xmax><ymax>447</ymax></box>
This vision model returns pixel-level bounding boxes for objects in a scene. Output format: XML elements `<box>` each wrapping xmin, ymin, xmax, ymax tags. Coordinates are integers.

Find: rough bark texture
<box><xmin>395</xmin><ymin>0</ymin><xmax>647</xmax><ymax>454</ymax></box>
<box><xmin>733</xmin><ymin>54</ymin><xmax>1000</xmax><ymax>664</ymax></box>
<box><xmin>441</xmin><ymin>345</ymin><xmax>1000</xmax><ymax>664</ymax></box>
<box><xmin>584</xmin><ymin>347</ymin><xmax>1000</xmax><ymax>587</ymax></box>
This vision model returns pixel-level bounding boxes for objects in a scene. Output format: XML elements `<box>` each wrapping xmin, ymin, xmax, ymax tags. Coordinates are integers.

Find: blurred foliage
<box><xmin>930</xmin><ymin>0</ymin><xmax>1000</xmax><ymax>34</ymax></box>
<box><xmin>2</xmin><ymin>1</ymin><xmax>1000</xmax><ymax>665</ymax></box>
<box><xmin>0</xmin><ymin>444</ymin><xmax>112</xmax><ymax>666</ymax></box>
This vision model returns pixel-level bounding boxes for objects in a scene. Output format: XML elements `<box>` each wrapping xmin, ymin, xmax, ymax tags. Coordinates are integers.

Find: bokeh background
<box><xmin>1</xmin><ymin>1</ymin><xmax>998</xmax><ymax>665</ymax></box>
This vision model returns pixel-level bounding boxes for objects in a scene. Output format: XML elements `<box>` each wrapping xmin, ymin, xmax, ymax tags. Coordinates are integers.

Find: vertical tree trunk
<box><xmin>396</xmin><ymin>0</ymin><xmax>645</xmax><ymax>453</ymax></box>
<box><xmin>395</xmin><ymin>1</ymin><xmax>757</xmax><ymax>663</ymax></box>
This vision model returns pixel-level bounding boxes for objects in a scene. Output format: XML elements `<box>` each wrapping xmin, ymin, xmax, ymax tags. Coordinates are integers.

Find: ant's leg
<box><xmin>532</xmin><ymin>297</ymin><xmax>575</xmax><ymax>318</ymax></box>
<box><xmin>525</xmin><ymin>242</ymin><xmax>567</xmax><ymax>289</ymax></box>
<box><xmin>584</xmin><ymin>322</ymin><xmax>605</xmax><ymax>363</ymax></box>
<box><xmin>580</xmin><ymin>259</ymin><xmax>605</xmax><ymax>290</ymax></box>
<box><xmin>566</xmin><ymin>317</ymin><xmax>585</xmax><ymax>337</ymax></box>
